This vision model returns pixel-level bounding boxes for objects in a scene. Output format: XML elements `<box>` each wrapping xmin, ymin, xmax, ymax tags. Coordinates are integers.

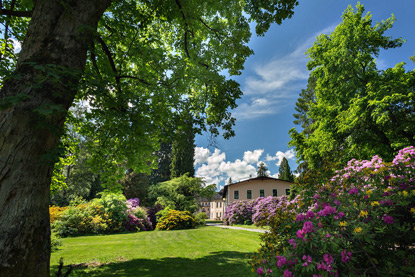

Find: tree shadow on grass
<box><xmin>50</xmin><ymin>251</ymin><xmax>256</xmax><ymax>277</ymax></box>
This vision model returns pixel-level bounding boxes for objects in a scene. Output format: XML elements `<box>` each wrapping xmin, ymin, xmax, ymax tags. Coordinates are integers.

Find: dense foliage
<box><xmin>149</xmin><ymin>174</ymin><xmax>216</xmax><ymax>213</ymax></box>
<box><xmin>250</xmin><ymin>146</ymin><xmax>415</xmax><ymax>276</ymax></box>
<box><xmin>51</xmin><ymin>194</ymin><xmax>154</xmax><ymax>237</ymax></box>
<box><xmin>156</xmin><ymin>210</ymin><xmax>196</xmax><ymax>231</ymax></box>
<box><xmin>289</xmin><ymin>4</ymin><xmax>415</xmax><ymax>177</ymax></box>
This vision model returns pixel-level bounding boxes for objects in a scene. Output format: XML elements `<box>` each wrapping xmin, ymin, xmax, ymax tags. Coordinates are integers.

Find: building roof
<box><xmin>222</xmin><ymin>176</ymin><xmax>292</xmax><ymax>199</ymax></box>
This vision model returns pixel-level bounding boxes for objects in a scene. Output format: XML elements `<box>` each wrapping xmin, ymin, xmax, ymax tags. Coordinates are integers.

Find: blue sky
<box><xmin>194</xmin><ymin>0</ymin><xmax>415</xmax><ymax>189</ymax></box>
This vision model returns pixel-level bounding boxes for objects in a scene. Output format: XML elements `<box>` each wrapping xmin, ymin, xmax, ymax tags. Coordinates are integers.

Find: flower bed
<box><xmin>51</xmin><ymin>194</ymin><xmax>156</xmax><ymax>236</ymax></box>
<box><xmin>250</xmin><ymin>146</ymin><xmax>415</xmax><ymax>276</ymax></box>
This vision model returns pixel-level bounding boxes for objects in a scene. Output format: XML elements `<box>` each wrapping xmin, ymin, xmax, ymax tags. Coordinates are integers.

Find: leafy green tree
<box><xmin>149</xmin><ymin>174</ymin><xmax>215</xmax><ymax>213</ymax></box>
<box><xmin>278</xmin><ymin>157</ymin><xmax>294</xmax><ymax>182</ymax></box>
<box><xmin>0</xmin><ymin>0</ymin><xmax>298</xmax><ymax>274</ymax></box>
<box><xmin>257</xmin><ymin>162</ymin><xmax>269</xmax><ymax>177</ymax></box>
<box><xmin>289</xmin><ymin>3</ymin><xmax>415</xmax><ymax>175</ymax></box>
<box><xmin>50</xmin><ymin>142</ymin><xmax>103</xmax><ymax>206</ymax></box>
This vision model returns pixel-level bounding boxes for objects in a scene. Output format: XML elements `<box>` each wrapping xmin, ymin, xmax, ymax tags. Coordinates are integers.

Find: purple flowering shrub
<box><xmin>223</xmin><ymin>196</ymin><xmax>293</xmax><ymax>226</ymax></box>
<box><xmin>250</xmin><ymin>146</ymin><xmax>415</xmax><ymax>276</ymax></box>
<box><xmin>252</xmin><ymin>196</ymin><xmax>291</xmax><ymax>226</ymax></box>
<box><xmin>223</xmin><ymin>199</ymin><xmax>257</xmax><ymax>225</ymax></box>
<box><xmin>123</xmin><ymin>198</ymin><xmax>153</xmax><ymax>231</ymax></box>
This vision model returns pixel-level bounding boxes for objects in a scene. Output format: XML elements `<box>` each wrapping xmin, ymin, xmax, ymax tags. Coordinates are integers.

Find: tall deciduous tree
<box><xmin>289</xmin><ymin>4</ymin><xmax>415</xmax><ymax>176</ymax></box>
<box><xmin>278</xmin><ymin>157</ymin><xmax>294</xmax><ymax>182</ymax></box>
<box><xmin>0</xmin><ymin>0</ymin><xmax>298</xmax><ymax>275</ymax></box>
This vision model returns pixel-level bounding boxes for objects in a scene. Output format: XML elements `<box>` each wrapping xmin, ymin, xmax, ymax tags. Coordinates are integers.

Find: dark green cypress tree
<box><xmin>278</xmin><ymin>157</ymin><xmax>294</xmax><ymax>182</ymax></box>
<box><xmin>170</xmin><ymin>114</ymin><xmax>195</xmax><ymax>178</ymax></box>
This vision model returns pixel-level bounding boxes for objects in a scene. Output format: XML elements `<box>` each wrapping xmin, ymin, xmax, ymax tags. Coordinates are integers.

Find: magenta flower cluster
<box><xmin>123</xmin><ymin>198</ymin><xmax>153</xmax><ymax>231</ymax></box>
<box><xmin>224</xmin><ymin>196</ymin><xmax>293</xmax><ymax>226</ymax></box>
<box><xmin>252</xmin><ymin>146</ymin><xmax>415</xmax><ymax>276</ymax></box>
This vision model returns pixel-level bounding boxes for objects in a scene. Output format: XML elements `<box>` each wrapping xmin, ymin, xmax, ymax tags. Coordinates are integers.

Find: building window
<box><xmin>216</xmin><ymin>202</ymin><xmax>218</xmax><ymax>208</ymax></box>
<box><xmin>216</xmin><ymin>212</ymin><xmax>218</xmax><ymax>218</ymax></box>
<box><xmin>273</xmin><ymin>189</ymin><xmax>278</xmax><ymax>197</ymax></box>
<box><xmin>234</xmin><ymin>190</ymin><xmax>239</xmax><ymax>199</ymax></box>
<box><xmin>286</xmin><ymin>189</ymin><xmax>291</xmax><ymax>195</ymax></box>
<box><xmin>247</xmin><ymin>190</ymin><xmax>252</xmax><ymax>199</ymax></box>
<box><xmin>260</xmin><ymin>189</ymin><xmax>265</xmax><ymax>197</ymax></box>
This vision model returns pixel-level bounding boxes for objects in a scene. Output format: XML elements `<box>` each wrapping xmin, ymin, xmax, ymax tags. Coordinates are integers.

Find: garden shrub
<box><xmin>51</xmin><ymin>231</ymin><xmax>62</xmax><ymax>252</ymax></box>
<box><xmin>49</xmin><ymin>205</ymin><xmax>69</xmax><ymax>224</ymax></box>
<box><xmin>252</xmin><ymin>196</ymin><xmax>291</xmax><ymax>226</ymax></box>
<box><xmin>95</xmin><ymin>193</ymin><xmax>128</xmax><ymax>231</ymax></box>
<box><xmin>223</xmin><ymin>199</ymin><xmax>256</xmax><ymax>225</ymax></box>
<box><xmin>195</xmin><ymin>212</ymin><xmax>207</xmax><ymax>226</ymax></box>
<box><xmin>147</xmin><ymin>203</ymin><xmax>163</xmax><ymax>228</ymax></box>
<box><xmin>250</xmin><ymin>146</ymin><xmax>415</xmax><ymax>276</ymax></box>
<box><xmin>123</xmin><ymin>198</ymin><xmax>153</xmax><ymax>231</ymax></box>
<box><xmin>52</xmin><ymin>201</ymin><xmax>113</xmax><ymax>236</ymax></box>
<box><xmin>156</xmin><ymin>210</ymin><xmax>196</xmax><ymax>230</ymax></box>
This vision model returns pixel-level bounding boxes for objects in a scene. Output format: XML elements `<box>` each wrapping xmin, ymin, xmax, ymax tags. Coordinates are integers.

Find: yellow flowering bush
<box><xmin>52</xmin><ymin>201</ymin><xmax>113</xmax><ymax>236</ymax></box>
<box><xmin>156</xmin><ymin>210</ymin><xmax>195</xmax><ymax>230</ymax></box>
<box><xmin>49</xmin><ymin>205</ymin><xmax>68</xmax><ymax>224</ymax></box>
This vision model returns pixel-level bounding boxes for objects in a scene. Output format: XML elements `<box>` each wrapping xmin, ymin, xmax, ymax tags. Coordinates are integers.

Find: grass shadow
<box><xmin>51</xmin><ymin>251</ymin><xmax>255</xmax><ymax>277</ymax></box>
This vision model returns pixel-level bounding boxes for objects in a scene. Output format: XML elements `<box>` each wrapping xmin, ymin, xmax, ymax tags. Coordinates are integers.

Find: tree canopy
<box><xmin>0</xmin><ymin>1</ymin><xmax>299</xmax><ymax>274</ymax></box>
<box><xmin>289</xmin><ymin>3</ymin><xmax>415</xmax><ymax>175</ymax></box>
<box><xmin>149</xmin><ymin>174</ymin><xmax>215</xmax><ymax>213</ymax></box>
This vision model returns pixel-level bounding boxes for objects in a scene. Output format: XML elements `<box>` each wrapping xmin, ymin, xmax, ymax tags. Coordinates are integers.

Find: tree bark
<box><xmin>0</xmin><ymin>0</ymin><xmax>111</xmax><ymax>276</ymax></box>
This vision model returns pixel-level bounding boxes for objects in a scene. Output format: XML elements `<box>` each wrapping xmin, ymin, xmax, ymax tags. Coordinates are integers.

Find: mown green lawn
<box><xmin>51</xmin><ymin>226</ymin><xmax>261</xmax><ymax>276</ymax></box>
<box><xmin>231</xmin><ymin>224</ymin><xmax>270</xmax><ymax>231</ymax></box>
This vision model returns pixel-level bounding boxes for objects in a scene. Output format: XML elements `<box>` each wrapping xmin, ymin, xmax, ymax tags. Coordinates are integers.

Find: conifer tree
<box><xmin>257</xmin><ymin>162</ymin><xmax>269</xmax><ymax>177</ymax></box>
<box><xmin>170</xmin><ymin>114</ymin><xmax>195</xmax><ymax>178</ymax></box>
<box><xmin>279</xmin><ymin>157</ymin><xmax>294</xmax><ymax>182</ymax></box>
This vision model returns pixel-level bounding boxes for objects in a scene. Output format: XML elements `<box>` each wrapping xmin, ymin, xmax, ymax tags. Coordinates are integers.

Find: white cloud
<box><xmin>207</xmin><ymin>149</ymin><xmax>226</xmax><ymax>165</ymax></box>
<box><xmin>194</xmin><ymin>147</ymin><xmax>211</xmax><ymax>165</ymax></box>
<box><xmin>243</xmin><ymin>149</ymin><xmax>264</xmax><ymax>164</ymax></box>
<box><xmin>271</xmin><ymin>172</ymin><xmax>280</xmax><ymax>179</ymax></box>
<box><xmin>266</xmin><ymin>149</ymin><xmax>295</xmax><ymax>166</ymax></box>
<box><xmin>218</xmin><ymin>159</ymin><xmax>257</xmax><ymax>181</ymax></box>
<box><xmin>194</xmin><ymin>147</ymin><xmax>297</xmax><ymax>187</ymax></box>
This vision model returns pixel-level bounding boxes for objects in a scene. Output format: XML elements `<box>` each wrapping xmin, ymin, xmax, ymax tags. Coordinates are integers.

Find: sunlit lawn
<box><xmin>231</xmin><ymin>224</ymin><xmax>270</xmax><ymax>231</ymax></box>
<box><xmin>50</xmin><ymin>226</ymin><xmax>261</xmax><ymax>276</ymax></box>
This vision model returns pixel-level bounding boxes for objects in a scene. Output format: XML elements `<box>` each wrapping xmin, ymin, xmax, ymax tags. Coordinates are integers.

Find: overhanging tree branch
<box><xmin>97</xmin><ymin>35</ymin><xmax>122</xmax><ymax>93</ymax></box>
<box><xmin>0</xmin><ymin>9</ymin><xmax>32</xmax><ymax>17</ymax></box>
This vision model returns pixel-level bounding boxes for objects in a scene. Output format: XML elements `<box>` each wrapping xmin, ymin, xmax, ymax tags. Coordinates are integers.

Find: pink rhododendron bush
<box><xmin>223</xmin><ymin>196</ymin><xmax>291</xmax><ymax>225</ymax></box>
<box><xmin>250</xmin><ymin>147</ymin><xmax>415</xmax><ymax>276</ymax></box>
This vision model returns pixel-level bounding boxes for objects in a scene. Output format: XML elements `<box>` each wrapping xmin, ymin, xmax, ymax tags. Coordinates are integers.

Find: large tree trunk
<box><xmin>0</xmin><ymin>0</ymin><xmax>111</xmax><ymax>276</ymax></box>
